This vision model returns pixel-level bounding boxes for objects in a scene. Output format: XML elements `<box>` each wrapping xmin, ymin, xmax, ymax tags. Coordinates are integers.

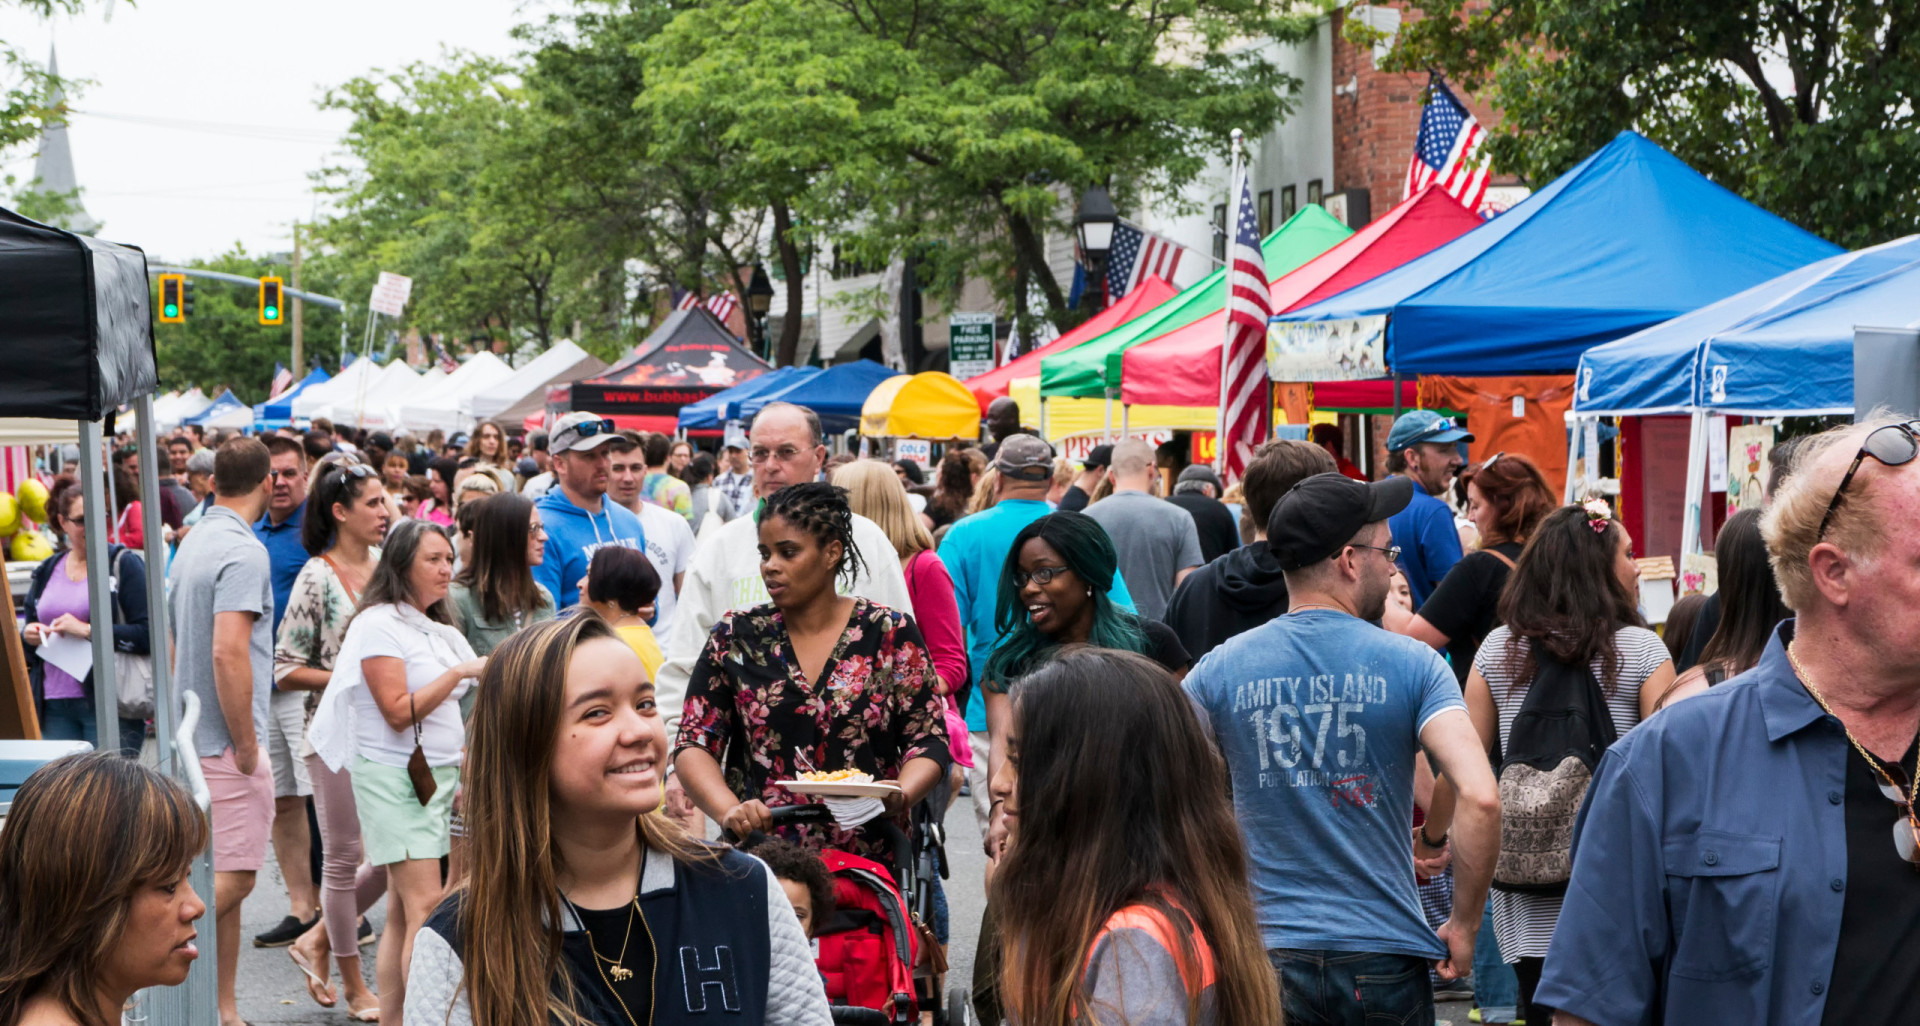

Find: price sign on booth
<box><xmin>895</xmin><ymin>438</ymin><xmax>932</xmax><ymax>469</ymax></box>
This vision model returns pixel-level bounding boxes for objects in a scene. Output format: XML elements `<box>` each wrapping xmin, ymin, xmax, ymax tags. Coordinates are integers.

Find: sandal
<box><xmin>288</xmin><ymin>947</ymin><xmax>337</xmax><ymax>1008</ymax></box>
<box><xmin>346</xmin><ymin>994</ymin><xmax>382</xmax><ymax>1022</ymax></box>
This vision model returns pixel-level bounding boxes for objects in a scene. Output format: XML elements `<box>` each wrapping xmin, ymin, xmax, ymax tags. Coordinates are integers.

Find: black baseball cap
<box><xmin>1083</xmin><ymin>443</ymin><xmax>1114</xmax><ymax>469</ymax></box>
<box><xmin>1267</xmin><ymin>472</ymin><xmax>1415</xmax><ymax>571</ymax></box>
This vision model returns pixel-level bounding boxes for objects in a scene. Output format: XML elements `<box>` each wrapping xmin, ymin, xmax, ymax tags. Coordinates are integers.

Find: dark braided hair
<box><xmin>762</xmin><ymin>482</ymin><xmax>866</xmax><ymax>590</ymax></box>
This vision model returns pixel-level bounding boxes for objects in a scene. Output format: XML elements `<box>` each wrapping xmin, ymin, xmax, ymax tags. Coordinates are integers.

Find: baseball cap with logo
<box><xmin>723</xmin><ymin>422</ymin><xmax>749</xmax><ymax>451</ymax></box>
<box><xmin>1386</xmin><ymin>410</ymin><xmax>1474</xmax><ymax>453</ymax></box>
<box><xmin>550</xmin><ymin>412</ymin><xmax>620</xmax><ymax>453</ymax></box>
<box><xmin>1267</xmin><ymin>472</ymin><xmax>1415</xmax><ymax>571</ymax></box>
<box><xmin>995</xmin><ymin>434</ymin><xmax>1056</xmax><ymax>482</ymax></box>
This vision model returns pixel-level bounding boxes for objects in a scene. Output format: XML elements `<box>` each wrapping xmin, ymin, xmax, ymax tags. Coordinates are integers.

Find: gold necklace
<box><xmin>564</xmin><ymin>892</ymin><xmax>657</xmax><ymax>1026</ymax></box>
<box><xmin>1787</xmin><ymin>643</ymin><xmax>1920</xmax><ymax>824</ymax></box>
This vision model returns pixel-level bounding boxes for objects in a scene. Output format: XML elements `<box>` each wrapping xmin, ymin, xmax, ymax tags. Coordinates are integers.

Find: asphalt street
<box><xmin>235</xmin><ymin>794</ymin><xmax>1473</xmax><ymax>1024</ymax></box>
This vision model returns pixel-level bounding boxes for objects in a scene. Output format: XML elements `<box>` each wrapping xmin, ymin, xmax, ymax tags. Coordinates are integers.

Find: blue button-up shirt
<box><xmin>253</xmin><ymin>504</ymin><xmax>305</xmax><ymax>636</ymax></box>
<box><xmin>1537</xmin><ymin>621</ymin><xmax>1851</xmax><ymax>1025</ymax></box>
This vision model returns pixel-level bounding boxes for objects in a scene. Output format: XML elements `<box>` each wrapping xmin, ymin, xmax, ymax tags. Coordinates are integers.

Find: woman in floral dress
<box><xmin>674</xmin><ymin>481</ymin><xmax>951</xmax><ymax>859</ymax></box>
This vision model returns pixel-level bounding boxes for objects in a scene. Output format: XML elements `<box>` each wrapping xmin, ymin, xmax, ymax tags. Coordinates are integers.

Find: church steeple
<box><xmin>28</xmin><ymin>46</ymin><xmax>101</xmax><ymax>234</ymax></box>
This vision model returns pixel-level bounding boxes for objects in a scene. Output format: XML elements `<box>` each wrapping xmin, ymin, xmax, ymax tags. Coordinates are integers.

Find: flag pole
<box><xmin>1216</xmin><ymin>129</ymin><xmax>1244</xmax><ymax>478</ymax></box>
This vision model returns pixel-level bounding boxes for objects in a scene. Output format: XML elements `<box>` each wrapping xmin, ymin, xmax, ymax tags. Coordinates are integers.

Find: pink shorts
<box><xmin>202</xmin><ymin>746</ymin><xmax>275</xmax><ymax>873</ymax></box>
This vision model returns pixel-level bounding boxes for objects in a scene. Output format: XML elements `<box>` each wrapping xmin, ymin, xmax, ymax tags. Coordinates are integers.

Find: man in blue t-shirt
<box><xmin>534</xmin><ymin>412</ymin><xmax>647</xmax><ymax>610</ymax></box>
<box><xmin>938</xmin><ymin>435</ymin><xmax>1133</xmax><ymax>832</ymax></box>
<box><xmin>1384</xmin><ymin>410</ymin><xmax>1471</xmax><ymax>607</ymax></box>
<box><xmin>1183</xmin><ymin>472</ymin><xmax>1499</xmax><ymax>1025</ymax></box>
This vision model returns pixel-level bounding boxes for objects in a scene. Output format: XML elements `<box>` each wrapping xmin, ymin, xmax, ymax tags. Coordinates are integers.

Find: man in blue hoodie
<box><xmin>534</xmin><ymin>411</ymin><xmax>646</xmax><ymax>609</ymax></box>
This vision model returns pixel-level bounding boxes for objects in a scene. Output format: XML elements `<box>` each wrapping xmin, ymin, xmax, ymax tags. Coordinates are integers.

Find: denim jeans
<box><xmin>1472</xmin><ymin>901</ymin><xmax>1519</xmax><ymax>1021</ymax></box>
<box><xmin>38</xmin><ymin>698</ymin><xmax>145</xmax><ymax>758</ymax></box>
<box><xmin>1271</xmin><ymin>949</ymin><xmax>1436</xmax><ymax>1026</ymax></box>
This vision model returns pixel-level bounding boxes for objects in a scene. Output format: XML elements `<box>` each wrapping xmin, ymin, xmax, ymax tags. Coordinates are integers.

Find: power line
<box><xmin>68</xmin><ymin>108</ymin><xmax>342</xmax><ymax>144</ymax></box>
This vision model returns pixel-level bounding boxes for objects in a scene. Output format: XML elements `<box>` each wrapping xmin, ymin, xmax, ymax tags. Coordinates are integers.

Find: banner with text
<box><xmin>1266</xmin><ymin>315</ymin><xmax>1388</xmax><ymax>382</ymax></box>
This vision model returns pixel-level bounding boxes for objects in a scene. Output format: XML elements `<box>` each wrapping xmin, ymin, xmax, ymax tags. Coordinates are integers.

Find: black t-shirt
<box><xmin>1139</xmin><ymin>618</ymin><xmax>1191</xmax><ymax>674</ymax></box>
<box><xmin>1820</xmin><ymin>734</ymin><xmax>1920</xmax><ymax>1025</ymax></box>
<box><xmin>1415</xmin><ymin>542</ymin><xmax>1523</xmax><ymax>684</ymax></box>
<box><xmin>572</xmin><ymin>900</ymin><xmax>658</xmax><ymax>1020</ymax></box>
<box><xmin>1166</xmin><ymin>493</ymin><xmax>1241</xmax><ymax>566</ymax></box>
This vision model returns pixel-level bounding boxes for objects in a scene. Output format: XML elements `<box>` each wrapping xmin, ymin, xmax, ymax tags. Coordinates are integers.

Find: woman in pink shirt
<box><xmin>833</xmin><ymin>460</ymin><xmax>972</xmax><ymax>772</ymax></box>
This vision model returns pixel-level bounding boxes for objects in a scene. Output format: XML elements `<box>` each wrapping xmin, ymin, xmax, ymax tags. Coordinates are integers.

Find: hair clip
<box><xmin>1581</xmin><ymin>497</ymin><xmax>1612</xmax><ymax>534</ymax></box>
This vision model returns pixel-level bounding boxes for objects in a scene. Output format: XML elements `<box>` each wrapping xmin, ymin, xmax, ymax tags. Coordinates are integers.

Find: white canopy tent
<box><xmin>319</xmin><ymin>361</ymin><xmax>425</xmax><ymax>430</ymax></box>
<box><xmin>154</xmin><ymin>387</ymin><xmax>212</xmax><ymax>429</ymax></box>
<box><xmin>396</xmin><ymin>352</ymin><xmax>514</xmax><ymax>433</ymax></box>
<box><xmin>470</xmin><ymin>340</ymin><xmax>607</xmax><ymax>427</ymax></box>
<box><xmin>291</xmin><ymin>358</ymin><xmax>380</xmax><ymax>422</ymax></box>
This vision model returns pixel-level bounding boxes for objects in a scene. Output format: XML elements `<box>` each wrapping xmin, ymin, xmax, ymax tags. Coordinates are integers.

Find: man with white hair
<box><xmin>655</xmin><ymin>402</ymin><xmax>911</xmax><ymax>729</ymax></box>
<box><xmin>1082</xmin><ymin>437</ymin><xmax>1203</xmax><ymax>621</ymax></box>
<box><xmin>1540</xmin><ymin>417</ymin><xmax>1920</xmax><ymax>1025</ymax></box>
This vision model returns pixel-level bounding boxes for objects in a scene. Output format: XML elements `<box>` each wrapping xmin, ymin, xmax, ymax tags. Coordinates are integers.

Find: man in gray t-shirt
<box><xmin>165</xmin><ymin>436</ymin><xmax>274</xmax><ymax>1026</ymax></box>
<box><xmin>1083</xmin><ymin>439</ymin><xmax>1204</xmax><ymax>621</ymax></box>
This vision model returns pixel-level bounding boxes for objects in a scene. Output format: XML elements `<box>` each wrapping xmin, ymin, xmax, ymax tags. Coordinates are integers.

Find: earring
<box><xmin>1086</xmin><ymin>586</ymin><xmax>1093</xmax><ymax>596</ymax></box>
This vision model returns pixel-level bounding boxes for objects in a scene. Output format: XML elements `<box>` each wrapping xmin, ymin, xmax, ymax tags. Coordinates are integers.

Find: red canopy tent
<box><xmin>962</xmin><ymin>276</ymin><xmax>1176</xmax><ymax>415</ymax></box>
<box><xmin>1119</xmin><ymin>187</ymin><xmax>1485</xmax><ymax>407</ymax></box>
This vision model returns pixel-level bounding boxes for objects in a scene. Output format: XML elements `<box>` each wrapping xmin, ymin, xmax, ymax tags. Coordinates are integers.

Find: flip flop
<box><xmin>346</xmin><ymin>997</ymin><xmax>381</xmax><ymax>1023</ymax></box>
<box><xmin>288</xmin><ymin>947</ymin><xmax>336</xmax><ymax>1008</ymax></box>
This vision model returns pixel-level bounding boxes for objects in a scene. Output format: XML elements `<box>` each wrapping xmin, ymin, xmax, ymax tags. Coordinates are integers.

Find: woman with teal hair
<box><xmin>979</xmin><ymin>512</ymin><xmax>1189</xmax><ymax>844</ymax></box>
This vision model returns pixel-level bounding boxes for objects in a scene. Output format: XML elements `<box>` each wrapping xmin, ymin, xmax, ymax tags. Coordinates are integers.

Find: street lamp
<box><xmin>1074</xmin><ymin>186</ymin><xmax>1118</xmax><ymax>311</ymax></box>
<box><xmin>747</xmin><ymin>263</ymin><xmax>776</xmax><ymax>360</ymax></box>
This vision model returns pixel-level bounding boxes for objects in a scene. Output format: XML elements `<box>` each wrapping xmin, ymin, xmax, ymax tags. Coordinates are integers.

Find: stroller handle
<box><xmin>723</xmin><ymin>803</ymin><xmax>916</xmax><ymax>887</ymax></box>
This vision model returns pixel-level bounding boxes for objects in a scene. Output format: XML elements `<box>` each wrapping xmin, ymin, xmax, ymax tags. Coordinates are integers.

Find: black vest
<box><xmin>426</xmin><ymin>846</ymin><xmax>772</xmax><ymax>1025</ymax></box>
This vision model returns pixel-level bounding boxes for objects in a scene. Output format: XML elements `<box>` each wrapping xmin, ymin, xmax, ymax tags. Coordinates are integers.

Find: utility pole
<box><xmin>290</xmin><ymin>223</ymin><xmax>305</xmax><ymax>371</ymax></box>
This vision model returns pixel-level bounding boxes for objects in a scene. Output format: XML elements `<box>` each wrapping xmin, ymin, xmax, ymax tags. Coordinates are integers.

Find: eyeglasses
<box><xmin>1818</xmin><ymin>422</ymin><xmax>1920</xmax><ymax>539</ymax></box>
<box><xmin>67</xmin><ymin>514</ymin><xmax>85</xmax><ymax>527</ymax></box>
<box><xmin>1013</xmin><ymin>565</ymin><xmax>1074</xmax><ymax>587</ymax></box>
<box><xmin>1350</xmin><ymin>543</ymin><xmax>1402</xmax><ymax>563</ymax></box>
<box><xmin>750</xmin><ymin>445</ymin><xmax>808</xmax><ymax>465</ymax></box>
<box><xmin>268</xmin><ymin>467</ymin><xmax>305</xmax><ymax>481</ymax></box>
<box><xmin>564</xmin><ymin>418</ymin><xmax>617</xmax><ymax>440</ymax></box>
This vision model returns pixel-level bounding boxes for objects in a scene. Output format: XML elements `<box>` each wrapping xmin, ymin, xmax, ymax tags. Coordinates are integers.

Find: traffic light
<box><xmin>182</xmin><ymin>278</ymin><xmax>195</xmax><ymax>317</ymax></box>
<box><xmin>258</xmin><ymin>276</ymin><xmax>285</xmax><ymax>326</ymax></box>
<box><xmin>158</xmin><ymin>274</ymin><xmax>185</xmax><ymax>323</ymax></box>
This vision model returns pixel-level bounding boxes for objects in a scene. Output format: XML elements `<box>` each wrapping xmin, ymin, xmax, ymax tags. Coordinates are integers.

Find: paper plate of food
<box><xmin>776</xmin><ymin>769</ymin><xmax>902</xmax><ymax>798</ymax></box>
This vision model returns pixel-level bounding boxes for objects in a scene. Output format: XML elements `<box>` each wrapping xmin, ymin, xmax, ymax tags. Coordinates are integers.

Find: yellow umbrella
<box><xmin>860</xmin><ymin>371</ymin><xmax>982</xmax><ymax>439</ymax></box>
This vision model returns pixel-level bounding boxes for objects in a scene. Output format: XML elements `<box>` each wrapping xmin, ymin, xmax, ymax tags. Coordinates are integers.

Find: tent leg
<box><xmin>1121</xmin><ymin>403</ymin><xmax>1130</xmax><ymax>436</ymax></box>
<box><xmin>1564</xmin><ymin>414</ymin><xmax>1584</xmax><ymax>503</ymax></box>
<box><xmin>1680</xmin><ymin>410</ymin><xmax>1709</xmax><ymax>560</ymax></box>
<box><xmin>136</xmin><ymin>396</ymin><xmax>176</xmax><ymax>769</ymax></box>
<box><xmin>1103</xmin><ymin>388</ymin><xmax>1114</xmax><ymax>442</ymax></box>
<box><xmin>1392</xmin><ymin>372</ymin><xmax>1404</xmax><ymax>418</ymax></box>
<box><xmin>79</xmin><ymin>421</ymin><xmax>119</xmax><ymax>746</ymax></box>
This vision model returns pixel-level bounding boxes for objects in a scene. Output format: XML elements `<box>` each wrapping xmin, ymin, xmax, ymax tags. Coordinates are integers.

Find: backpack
<box><xmin>814</xmin><ymin>849</ymin><xmax>920</xmax><ymax>1019</ymax></box>
<box><xmin>1492</xmin><ymin>649</ymin><xmax>1618</xmax><ymax>894</ymax></box>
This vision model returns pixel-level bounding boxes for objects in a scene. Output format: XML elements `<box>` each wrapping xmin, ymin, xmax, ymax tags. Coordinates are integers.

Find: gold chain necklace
<box><xmin>1787</xmin><ymin>643</ymin><xmax>1920</xmax><ymax>822</ymax></box>
<box><xmin>563</xmin><ymin>892</ymin><xmax>657</xmax><ymax>1026</ymax></box>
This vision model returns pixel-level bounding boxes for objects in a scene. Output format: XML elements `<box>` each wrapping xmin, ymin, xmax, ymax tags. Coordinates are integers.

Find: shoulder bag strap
<box><xmin>1484</xmin><ymin>548</ymin><xmax>1517</xmax><ymax>570</ymax></box>
<box><xmin>319</xmin><ymin>553</ymin><xmax>362</xmax><ymax>605</ymax></box>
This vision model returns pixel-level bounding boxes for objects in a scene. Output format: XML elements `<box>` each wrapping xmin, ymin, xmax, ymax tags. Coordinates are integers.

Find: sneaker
<box><xmin>254</xmin><ymin>912</ymin><xmax>319</xmax><ymax>948</ymax></box>
<box><xmin>1433</xmin><ymin>984</ymin><xmax>1475</xmax><ymax>1002</ymax></box>
<box><xmin>358</xmin><ymin>917</ymin><xmax>376</xmax><ymax>946</ymax></box>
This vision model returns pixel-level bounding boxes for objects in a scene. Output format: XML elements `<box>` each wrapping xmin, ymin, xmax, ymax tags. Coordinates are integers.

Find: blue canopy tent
<box><xmin>1571</xmin><ymin>234</ymin><xmax>1920</xmax><ymax>561</ymax></box>
<box><xmin>737</xmin><ymin>360</ymin><xmax>896</xmax><ymax>435</ymax></box>
<box><xmin>677</xmin><ymin>365</ymin><xmax>818</xmax><ymax>431</ymax></box>
<box><xmin>252</xmin><ymin>366</ymin><xmax>331</xmax><ymax>428</ymax></box>
<box><xmin>1274</xmin><ymin>131</ymin><xmax>1842</xmax><ymax>376</ymax></box>
<box><xmin>183</xmin><ymin>388</ymin><xmax>250</xmax><ymax>429</ymax></box>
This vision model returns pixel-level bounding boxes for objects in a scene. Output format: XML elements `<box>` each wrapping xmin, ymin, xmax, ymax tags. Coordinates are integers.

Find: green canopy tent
<box><xmin>1040</xmin><ymin>205</ymin><xmax>1353</xmax><ymax>401</ymax></box>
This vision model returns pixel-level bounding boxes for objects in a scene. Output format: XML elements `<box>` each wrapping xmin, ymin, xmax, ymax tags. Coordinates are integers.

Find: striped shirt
<box><xmin>1475</xmin><ymin>625</ymin><xmax>1668</xmax><ymax>960</ymax></box>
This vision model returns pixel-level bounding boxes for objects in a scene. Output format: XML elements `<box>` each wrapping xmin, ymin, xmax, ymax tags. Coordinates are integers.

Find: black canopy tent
<box><xmin>563</xmin><ymin>305</ymin><xmax>773</xmax><ymax>430</ymax></box>
<box><xmin>0</xmin><ymin>207</ymin><xmax>211</xmax><ymax>1025</ymax></box>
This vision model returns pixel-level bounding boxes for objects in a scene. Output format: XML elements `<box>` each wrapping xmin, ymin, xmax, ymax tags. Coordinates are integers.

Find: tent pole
<box><xmin>1680</xmin><ymin>410</ymin><xmax>1709</xmax><ymax>561</ymax></box>
<box><xmin>1563</xmin><ymin>414</ymin><xmax>1583</xmax><ymax>503</ymax></box>
<box><xmin>136</xmin><ymin>395</ymin><xmax>176</xmax><ymax>768</ymax></box>
<box><xmin>1104</xmin><ymin>388</ymin><xmax>1114</xmax><ymax>441</ymax></box>
<box><xmin>79</xmin><ymin>421</ymin><xmax>119</xmax><ymax>746</ymax></box>
<box><xmin>1392</xmin><ymin>372</ymin><xmax>1404</xmax><ymax>418</ymax></box>
<box><xmin>1122</xmin><ymin>403</ymin><xmax>1131</xmax><ymax>436</ymax></box>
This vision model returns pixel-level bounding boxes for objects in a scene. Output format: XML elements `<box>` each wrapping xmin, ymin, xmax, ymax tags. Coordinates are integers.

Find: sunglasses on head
<box><xmin>566</xmin><ymin>418</ymin><xmax>618</xmax><ymax>440</ymax></box>
<box><xmin>1817</xmin><ymin>422</ymin><xmax>1920</xmax><ymax>539</ymax></box>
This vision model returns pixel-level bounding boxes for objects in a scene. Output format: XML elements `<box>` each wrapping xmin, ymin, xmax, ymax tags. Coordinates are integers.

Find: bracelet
<box><xmin>1419</xmin><ymin>825</ymin><xmax>1448</xmax><ymax>849</ymax></box>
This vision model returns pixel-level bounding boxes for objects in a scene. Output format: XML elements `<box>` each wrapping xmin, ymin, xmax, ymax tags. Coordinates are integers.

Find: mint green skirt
<box><xmin>350</xmin><ymin>757</ymin><xmax>460</xmax><ymax>866</ymax></box>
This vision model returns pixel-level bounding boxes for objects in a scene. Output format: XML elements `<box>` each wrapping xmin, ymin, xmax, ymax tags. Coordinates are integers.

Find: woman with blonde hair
<box><xmin>404</xmin><ymin>615</ymin><xmax>829</xmax><ymax>1025</ymax></box>
<box><xmin>0</xmin><ymin>753</ymin><xmax>209</xmax><ymax>1026</ymax></box>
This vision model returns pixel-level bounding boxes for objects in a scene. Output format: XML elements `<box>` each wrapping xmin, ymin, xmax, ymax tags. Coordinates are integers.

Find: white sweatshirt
<box><xmin>657</xmin><ymin>510</ymin><xmax>912</xmax><ymax>730</ymax></box>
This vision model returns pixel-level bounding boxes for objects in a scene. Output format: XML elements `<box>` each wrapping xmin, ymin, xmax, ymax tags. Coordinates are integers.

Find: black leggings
<box><xmin>1513</xmin><ymin>957</ymin><xmax>1555</xmax><ymax>1024</ymax></box>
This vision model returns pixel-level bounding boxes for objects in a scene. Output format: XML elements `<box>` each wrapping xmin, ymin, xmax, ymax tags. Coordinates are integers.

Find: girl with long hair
<box><xmin>20</xmin><ymin>483</ymin><xmax>151</xmax><ymax>756</ymax></box>
<box><xmin>276</xmin><ymin>459</ymin><xmax>390</xmax><ymax>1018</ymax></box>
<box><xmin>403</xmin><ymin>615</ymin><xmax>830</xmax><ymax>1025</ymax></box>
<box><xmin>417</xmin><ymin>457</ymin><xmax>457</xmax><ymax>528</ymax></box>
<box><xmin>1399</xmin><ymin>451</ymin><xmax>1558</xmax><ymax>682</ymax></box>
<box><xmin>927</xmin><ymin>449</ymin><xmax>981</xmax><ymax>529</ymax></box>
<box><xmin>1660</xmin><ymin>508</ymin><xmax>1791</xmax><ymax>704</ymax></box>
<box><xmin>1422</xmin><ymin>501</ymin><xmax>1674</xmax><ymax>1024</ymax></box>
<box><xmin>666</xmin><ymin>438</ymin><xmax>693</xmax><ymax>479</ymax></box>
<box><xmin>308</xmin><ymin>519</ymin><xmax>487</xmax><ymax>1025</ymax></box>
<box><xmin>675</xmin><ymin>482</ymin><xmax>951</xmax><ymax>859</ymax></box>
<box><xmin>0</xmin><ymin>753</ymin><xmax>209</xmax><ymax>1026</ymax></box>
<box><xmin>989</xmin><ymin>649</ymin><xmax>1282</xmax><ymax>1025</ymax></box>
<box><xmin>448</xmin><ymin>492</ymin><xmax>555</xmax><ymax>661</ymax></box>
<box><xmin>464</xmin><ymin>422</ymin><xmax>506</xmax><ymax>467</ymax></box>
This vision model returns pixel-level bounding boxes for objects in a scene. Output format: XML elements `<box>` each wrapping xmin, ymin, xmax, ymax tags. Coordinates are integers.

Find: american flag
<box><xmin>1105</xmin><ymin>222</ymin><xmax>1186</xmax><ymax>305</ymax></box>
<box><xmin>268</xmin><ymin>363</ymin><xmax>293</xmax><ymax>397</ymax></box>
<box><xmin>1404</xmin><ymin>75</ymin><xmax>1490</xmax><ymax>213</ymax></box>
<box><xmin>1216</xmin><ymin>166</ymin><xmax>1271</xmax><ymax>484</ymax></box>
<box><xmin>706</xmin><ymin>291</ymin><xmax>739</xmax><ymax>323</ymax></box>
<box><xmin>674</xmin><ymin>289</ymin><xmax>701</xmax><ymax>312</ymax></box>
<box><xmin>430</xmin><ymin>338</ymin><xmax>459</xmax><ymax>373</ymax></box>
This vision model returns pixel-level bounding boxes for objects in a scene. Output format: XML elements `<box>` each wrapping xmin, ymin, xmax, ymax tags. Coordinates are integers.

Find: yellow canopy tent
<box><xmin>859</xmin><ymin>371</ymin><xmax>982</xmax><ymax>439</ymax></box>
<box><xmin>1008</xmin><ymin>376</ymin><xmax>1215</xmax><ymax>443</ymax></box>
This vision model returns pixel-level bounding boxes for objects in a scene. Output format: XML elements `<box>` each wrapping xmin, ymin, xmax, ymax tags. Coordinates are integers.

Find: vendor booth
<box><xmin>1574</xmin><ymin>234</ymin><xmax>1920</xmax><ymax>566</ymax></box>
<box><xmin>291</xmin><ymin>355</ymin><xmax>380</xmax><ymax>422</ymax></box>
<box><xmin>737</xmin><ymin>359</ymin><xmax>898</xmax><ymax>435</ymax></box>
<box><xmin>154</xmin><ymin>387</ymin><xmax>211</xmax><ymax>428</ymax></box>
<box><xmin>469</xmin><ymin>340</ymin><xmax>606</xmax><ymax>428</ymax></box>
<box><xmin>564</xmin><ymin>306</ymin><xmax>772</xmax><ymax>433</ymax></box>
<box><xmin>398</xmin><ymin>351</ymin><xmax>515</xmax><ymax>433</ymax></box>
<box><xmin>183</xmin><ymin>388</ymin><xmax>253</xmax><ymax>431</ymax></box>
<box><xmin>963</xmin><ymin>276</ymin><xmax>1177</xmax><ymax>419</ymax></box>
<box><xmin>253</xmin><ymin>365</ymin><xmax>330</xmax><ymax>430</ymax></box>
<box><xmin>0</xmin><ymin>206</ymin><xmax>211</xmax><ymax>1026</ymax></box>
<box><xmin>860</xmin><ymin>371</ymin><xmax>981</xmax><ymax>439</ymax></box>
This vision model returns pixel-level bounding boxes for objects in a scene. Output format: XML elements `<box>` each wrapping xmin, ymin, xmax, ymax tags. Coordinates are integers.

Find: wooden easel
<box><xmin>0</xmin><ymin>544</ymin><xmax>40</xmax><ymax>739</ymax></box>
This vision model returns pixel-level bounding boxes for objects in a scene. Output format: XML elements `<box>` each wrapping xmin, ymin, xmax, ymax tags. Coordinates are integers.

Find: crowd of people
<box><xmin>2</xmin><ymin>396</ymin><xmax>1904</xmax><ymax>1026</ymax></box>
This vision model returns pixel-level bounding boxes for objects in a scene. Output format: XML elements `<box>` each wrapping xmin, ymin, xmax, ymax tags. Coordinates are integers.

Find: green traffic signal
<box><xmin>164</xmin><ymin>303</ymin><xmax>180</xmax><ymax>317</ymax></box>
<box><xmin>264</xmin><ymin>306</ymin><xmax>280</xmax><ymax>320</ymax></box>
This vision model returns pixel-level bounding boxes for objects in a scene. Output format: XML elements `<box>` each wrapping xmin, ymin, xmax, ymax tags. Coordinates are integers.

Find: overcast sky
<box><xmin>0</xmin><ymin>0</ymin><xmax>545</xmax><ymax>264</ymax></box>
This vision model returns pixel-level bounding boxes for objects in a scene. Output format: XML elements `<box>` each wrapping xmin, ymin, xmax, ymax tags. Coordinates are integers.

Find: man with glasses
<box><xmin>1384</xmin><ymin>410</ymin><xmax>1473</xmax><ymax>607</ymax></box>
<box><xmin>1182</xmin><ymin>472</ymin><xmax>1500</xmax><ymax>1025</ymax></box>
<box><xmin>1540</xmin><ymin>417</ymin><xmax>1920</xmax><ymax>1026</ymax></box>
<box><xmin>654</xmin><ymin>401</ymin><xmax>910</xmax><ymax>732</ymax></box>
<box><xmin>533</xmin><ymin>411</ymin><xmax>647</xmax><ymax>610</ymax></box>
